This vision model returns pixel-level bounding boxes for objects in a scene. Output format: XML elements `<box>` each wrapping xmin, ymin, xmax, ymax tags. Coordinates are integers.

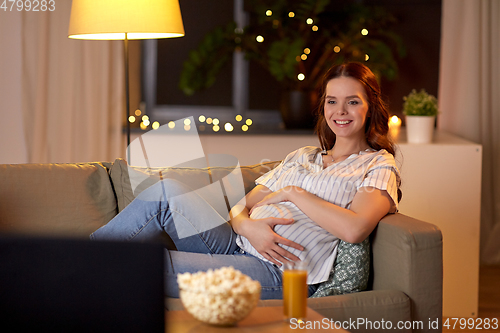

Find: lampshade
<box><xmin>68</xmin><ymin>0</ymin><xmax>185</xmax><ymax>40</ymax></box>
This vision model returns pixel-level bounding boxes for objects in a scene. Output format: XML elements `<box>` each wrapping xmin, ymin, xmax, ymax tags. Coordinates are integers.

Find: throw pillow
<box><xmin>310</xmin><ymin>238</ymin><xmax>370</xmax><ymax>297</ymax></box>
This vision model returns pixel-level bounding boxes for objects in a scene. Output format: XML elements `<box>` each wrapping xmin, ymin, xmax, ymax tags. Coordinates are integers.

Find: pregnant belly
<box><xmin>249</xmin><ymin>202</ymin><xmax>314</xmax><ymax>241</ymax></box>
<box><xmin>249</xmin><ymin>202</ymin><xmax>301</xmax><ymax>222</ymax></box>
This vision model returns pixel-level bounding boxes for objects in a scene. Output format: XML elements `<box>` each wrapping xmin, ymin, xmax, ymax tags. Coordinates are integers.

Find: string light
<box><xmin>297</xmin><ymin>73</ymin><xmax>305</xmax><ymax>81</ymax></box>
<box><xmin>156</xmin><ymin>114</ymin><xmax>259</xmax><ymax>133</ymax></box>
<box><xmin>134</xmin><ymin>109</ymin><xmax>142</xmax><ymax>116</ymax></box>
<box><xmin>304</xmin><ymin>48</ymin><xmax>311</xmax><ymax>54</ymax></box>
<box><xmin>256</xmin><ymin>35</ymin><xmax>264</xmax><ymax>43</ymax></box>
<box><xmin>365</xmin><ymin>54</ymin><xmax>370</xmax><ymax>61</ymax></box>
<box><xmin>128</xmin><ymin>115</ymin><xmax>136</xmax><ymax>123</ymax></box>
<box><xmin>266</xmin><ymin>9</ymin><xmax>272</xmax><ymax>16</ymax></box>
<box><xmin>288</xmin><ymin>12</ymin><xmax>295</xmax><ymax>18</ymax></box>
<box><xmin>224</xmin><ymin>123</ymin><xmax>234</xmax><ymax>132</ymax></box>
<box><xmin>301</xmin><ymin>54</ymin><xmax>307</xmax><ymax>60</ymax></box>
<box><xmin>306</xmin><ymin>18</ymin><xmax>313</xmax><ymax>25</ymax></box>
<box><xmin>334</xmin><ymin>46</ymin><xmax>341</xmax><ymax>53</ymax></box>
<box><xmin>312</xmin><ymin>25</ymin><xmax>318</xmax><ymax>31</ymax></box>
<box><xmin>361</xmin><ymin>29</ymin><xmax>369</xmax><ymax>36</ymax></box>
<box><xmin>132</xmin><ymin>115</ymin><xmax>248</xmax><ymax>133</ymax></box>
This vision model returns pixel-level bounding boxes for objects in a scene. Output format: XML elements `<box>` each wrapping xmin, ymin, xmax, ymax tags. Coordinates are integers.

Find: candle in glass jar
<box><xmin>388</xmin><ymin>115</ymin><xmax>402</xmax><ymax>140</ymax></box>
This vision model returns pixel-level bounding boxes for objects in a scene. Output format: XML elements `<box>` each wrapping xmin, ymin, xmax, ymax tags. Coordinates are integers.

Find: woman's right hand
<box><xmin>239</xmin><ymin>216</ymin><xmax>304</xmax><ymax>266</ymax></box>
<box><xmin>229</xmin><ymin>184</ymin><xmax>304</xmax><ymax>266</ymax></box>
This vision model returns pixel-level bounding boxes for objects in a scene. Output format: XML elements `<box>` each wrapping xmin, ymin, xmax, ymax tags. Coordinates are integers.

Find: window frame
<box><xmin>141</xmin><ymin>0</ymin><xmax>282</xmax><ymax>130</ymax></box>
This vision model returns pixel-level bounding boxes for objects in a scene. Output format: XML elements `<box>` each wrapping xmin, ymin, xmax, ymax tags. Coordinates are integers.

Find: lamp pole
<box><xmin>124</xmin><ymin>32</ymin><xmax>131</xmax><ymax>164</ymax></box>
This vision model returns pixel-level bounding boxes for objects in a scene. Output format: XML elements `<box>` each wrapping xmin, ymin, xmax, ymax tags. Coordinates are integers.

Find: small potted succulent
<box><xmin>402</xmin><ymin>89</ymin><xmax>439</xmax><ymax>144</ymax></box>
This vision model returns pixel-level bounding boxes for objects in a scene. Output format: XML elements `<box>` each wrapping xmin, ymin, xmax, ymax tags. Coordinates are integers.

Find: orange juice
<box><xmin>283</xmin><ymin>268</ymin><xmax>308</xmax><ymax>320</ymax></box>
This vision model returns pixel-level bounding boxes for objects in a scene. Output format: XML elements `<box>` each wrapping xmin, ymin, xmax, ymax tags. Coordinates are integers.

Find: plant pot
<box><xmin>405</xmin><ymin>115</ymin><xmax>436</xmax><ymax>144</ymax></box>
<box><xmin>279</xmin><ymin>90</ymin><xmax>316</xmax><ymax>129</ymax></box>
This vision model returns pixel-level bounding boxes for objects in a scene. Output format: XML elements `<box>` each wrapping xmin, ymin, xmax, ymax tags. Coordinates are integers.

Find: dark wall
<box><xmin>365</xmin><ymin>0</ymin><xmax>442</xmax><ymax>117</ymax></box>
<box><xmin>156</xmin><ymin>0</ymin><xmax>234</xmax><ymax>107</ymax></box>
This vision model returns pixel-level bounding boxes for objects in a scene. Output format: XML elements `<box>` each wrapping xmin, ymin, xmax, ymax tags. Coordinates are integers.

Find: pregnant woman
<box><xmin>91</xmin><ymin>62</ymin><xmax>401</xmax><ymax>299</ymax></box>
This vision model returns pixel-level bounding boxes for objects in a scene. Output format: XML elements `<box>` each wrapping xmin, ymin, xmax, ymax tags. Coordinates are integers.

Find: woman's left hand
<box><xmin>249</xmin><ymin>186</ymin><xmax>304</xmax><ymax>215</ymax></box>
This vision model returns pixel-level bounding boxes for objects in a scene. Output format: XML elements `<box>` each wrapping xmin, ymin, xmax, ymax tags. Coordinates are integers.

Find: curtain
<box><xmin>0</xmin><ymin>11</ymin><xmax>27</xmax><ymax>164</ymax></box>
<box><xmin>0</xmin><ymin>1</ymin><xmax>125</xmax><ymax>164</ymax></box>
<box><xmin>438</xmin><ymin>0</ymin><xmax>500</xmax><ymax>264</ymax></box>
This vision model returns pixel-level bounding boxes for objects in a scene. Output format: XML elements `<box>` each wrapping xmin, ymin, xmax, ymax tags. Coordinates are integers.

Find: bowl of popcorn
<box><xmin>177</xmin><ymin>266</ymin><xmax>261</xmax><ymax>326</ymax></box>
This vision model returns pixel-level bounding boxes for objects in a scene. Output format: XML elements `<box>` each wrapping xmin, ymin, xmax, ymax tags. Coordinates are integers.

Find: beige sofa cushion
<box><xmin>109</xmin><ymin>158</ymin><xmax>281</xmax><ymax>212</ymax></box>
<box><xmin>0</xmin><ymin>162</ymin><xmax>117</xmax><ymax>238</ymax></box>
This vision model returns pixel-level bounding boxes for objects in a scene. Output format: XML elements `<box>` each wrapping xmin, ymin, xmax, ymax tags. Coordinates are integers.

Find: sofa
<box><xmin>0</xmin><ymin>158</ymin><xmax>443</xmax><ymax>332</ymax></box>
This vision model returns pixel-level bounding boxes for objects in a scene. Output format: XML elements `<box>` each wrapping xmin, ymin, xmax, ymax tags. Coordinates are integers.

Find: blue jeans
<box><xmin>91</xmin><ymin>179</ymin><xmax>318</xmax><ymax>299</ymax></box>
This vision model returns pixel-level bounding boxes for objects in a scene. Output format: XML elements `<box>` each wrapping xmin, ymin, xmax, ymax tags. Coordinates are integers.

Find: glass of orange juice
<box><xmin>283</xmin><ymin>261</ymin><xmax>308</xmax><ymax>322</ymax></box>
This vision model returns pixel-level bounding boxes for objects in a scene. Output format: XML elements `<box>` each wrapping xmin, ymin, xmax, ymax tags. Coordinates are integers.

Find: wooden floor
<box><xmin>443</xmin><ymin>265</ymin><xmax>500</xmax><ymax>332</ymax></box>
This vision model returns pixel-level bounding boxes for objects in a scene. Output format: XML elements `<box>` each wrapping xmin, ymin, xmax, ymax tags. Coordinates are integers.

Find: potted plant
<box><xmin>179</xmin><ymin>0</ymin><xmax>405</xmax><ymax>129</ymax></box>
<box><xmin>402</xmin><ymin>89</ymin><xmax>439</xmax><ymax>144</ymax></box>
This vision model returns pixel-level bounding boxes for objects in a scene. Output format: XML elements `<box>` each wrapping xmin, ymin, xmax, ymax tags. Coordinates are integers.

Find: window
<box><xmin>142</xmin><ymin>0</ymin><xmax>442</xmax><ymax>133</ymax></box>
<box><xmin>142</xmin><ymin>0</ymin><xmax>282</xmax><ymax>133</ymax></box>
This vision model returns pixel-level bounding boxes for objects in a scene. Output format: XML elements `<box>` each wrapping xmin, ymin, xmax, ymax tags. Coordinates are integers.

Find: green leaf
<box><xmin>402</xmin><ymin>89</ymin><xmax>439</xmax><ymax>116</ymax></box>
<box><xmin>178</xmin><ymin>22</ymin><xmax>238</xmax><ymax>95</ymax></box>
<box><xmin>267</xmin><ymin>38</ymin><xmax>304</xmax><ymax>82</ymax></box>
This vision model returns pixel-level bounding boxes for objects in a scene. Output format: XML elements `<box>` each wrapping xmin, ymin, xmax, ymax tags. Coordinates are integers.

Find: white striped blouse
<box><xmin>236</xmin><ymin>146</ymin><xmax>401</xmax><ymax>284</ymax></box>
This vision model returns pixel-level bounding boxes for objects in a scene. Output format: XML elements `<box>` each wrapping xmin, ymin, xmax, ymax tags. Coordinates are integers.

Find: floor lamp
<box><xmin>68</xmin><ymin>0</ymin><xmax>184</xmax><ymax>163</ymax></box>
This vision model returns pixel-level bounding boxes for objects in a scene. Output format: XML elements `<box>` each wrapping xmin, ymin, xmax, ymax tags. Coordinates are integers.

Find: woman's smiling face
<box><xmin>324</xmin><ymin>76</ymin><xmax>370</xmax><ymax>142</ymax></box>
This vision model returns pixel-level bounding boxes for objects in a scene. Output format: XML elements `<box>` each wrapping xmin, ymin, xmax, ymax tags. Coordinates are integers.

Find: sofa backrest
<box><xmin>0</xmin><ymin>162</ymin><xmax>117</xmax><ymax>238</ymax></box>
<box><xmin>109</xmin><ymin>158</ymin><xmax>281</xmax><ymax>212</ymax></box>
<box><xmin>0</xmin><ymin>159</ymin><xmax>281</xmax><ymax>238</ymax></box>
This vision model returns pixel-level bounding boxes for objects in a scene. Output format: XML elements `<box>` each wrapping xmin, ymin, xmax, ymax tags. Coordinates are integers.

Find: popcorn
<box><xmin>178</xmin><ymin>266</ymin><xmax>261</xmax><ymax>325</ymax></box>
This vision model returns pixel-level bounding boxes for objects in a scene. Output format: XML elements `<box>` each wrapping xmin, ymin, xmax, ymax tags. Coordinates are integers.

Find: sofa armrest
<box><xmin>371</xmin><ymin>213</ymin><xmax>443</xmax><ymax>331</ymax></box>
